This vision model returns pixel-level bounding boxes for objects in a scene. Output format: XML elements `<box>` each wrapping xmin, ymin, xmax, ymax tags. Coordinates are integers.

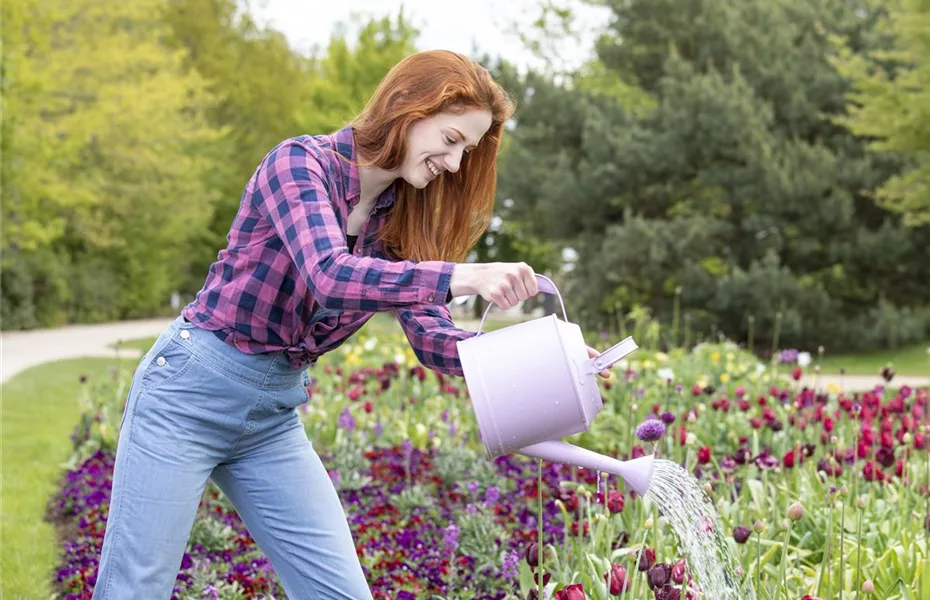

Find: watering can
<box><xmin>456</xmin><ymin>275</ymin><xmax>655</xmax><ymax>496</ymax></box>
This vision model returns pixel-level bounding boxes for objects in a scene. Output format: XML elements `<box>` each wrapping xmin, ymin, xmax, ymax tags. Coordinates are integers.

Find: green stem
<box><xmin>839</xmin><ymin>500</ymin><xmax>846</xmax><ymax>600</ymax></box>
<box><xmin>855</xmin><ymin>508</ymin><xmax>863</xmax><ymax>600</ymax></box>
<box><xmin>537</xmin><ymin>459</ymin><xmax>543</xmax><ymax>600</ymax></box>
<box><xmin>776</xmin><ymin>521</ymin><xmax>794</xmax><ymax>600</ymax></box>
<box><xmin>756</xmin><ymin>532</ymin><xmax>762</xmax><ymax>592</ymax></box>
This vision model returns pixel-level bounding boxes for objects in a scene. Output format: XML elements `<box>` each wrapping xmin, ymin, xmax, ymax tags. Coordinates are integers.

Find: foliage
<box><xmin>495</xmin><ymin>0</ymin><xmax>930</xmax><ymax>352</ymax></box>
<box><xmin>830</xmin><ymin>0</ymin><xmax>930</xmax><ymax>226</ymax></box>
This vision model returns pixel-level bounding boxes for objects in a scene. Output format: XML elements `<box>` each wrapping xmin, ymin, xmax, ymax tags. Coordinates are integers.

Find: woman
<box><xmin>92</xmin><ymin>50</ymin><xmax>587</xmax><ymax>600</ymax></box>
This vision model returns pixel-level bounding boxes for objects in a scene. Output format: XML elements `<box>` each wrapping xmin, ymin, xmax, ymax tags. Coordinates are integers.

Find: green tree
<box><xmin>499</xmin><ymin>0</ymin><xmax>930</xmax><ymax>351</ymax></box>
<box><xmin>830</xmin><ymin>0</ymin><xmax>930</xmax><ymax>226</ymax></box>
<box><xmin>1</xmin><ymin>0</ymin><xmax>222</xmax><ymax>327</ymax></box>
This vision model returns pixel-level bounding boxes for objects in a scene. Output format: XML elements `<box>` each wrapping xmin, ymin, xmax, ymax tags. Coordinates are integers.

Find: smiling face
<box><xmin>398</xmin><ymin>107</ymin><xmax>493</xmax><ymax>189</ymax></box>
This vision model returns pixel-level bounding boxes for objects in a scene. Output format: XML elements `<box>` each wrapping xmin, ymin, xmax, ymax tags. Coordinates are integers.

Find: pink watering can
<box><xmin>457</xmin><ymin>275</ymin><xmax>655</xmax><ymax>496</ymax></box>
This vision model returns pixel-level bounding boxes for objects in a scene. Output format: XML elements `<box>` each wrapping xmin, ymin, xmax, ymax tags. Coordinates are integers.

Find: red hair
<box><xmin>350</xmin><ymin>50</ymin><xmax>515</xmax><ymax>262</ymax></box>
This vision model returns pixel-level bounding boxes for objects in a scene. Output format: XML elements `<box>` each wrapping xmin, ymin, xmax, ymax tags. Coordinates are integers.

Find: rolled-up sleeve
<box><xmin>394</xmin><ymin>303</ymin><xmax>476</xmax><ymax>376</ymax></box>
<box><xmin>252</xmin><ymin>140</ymin><xmax>455</xmax><ymax>312</ymax></box>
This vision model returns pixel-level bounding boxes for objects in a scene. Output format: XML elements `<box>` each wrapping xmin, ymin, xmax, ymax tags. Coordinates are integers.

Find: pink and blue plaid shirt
<box><xmin>182</xmin><ymin>125</ymin><xmax>475</xmax><ymax>375</ymax></box>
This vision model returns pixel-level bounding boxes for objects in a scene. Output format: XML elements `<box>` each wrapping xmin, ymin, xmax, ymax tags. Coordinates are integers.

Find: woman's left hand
<box><xmin>587</xmin><ymin>346</ymin><xmax>612</xmax><ymax>379</ymax></box>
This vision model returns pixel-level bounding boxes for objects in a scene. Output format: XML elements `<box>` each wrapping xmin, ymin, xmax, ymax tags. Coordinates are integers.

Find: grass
<box><xmin>815</xmin><ymin>340</ymin><xmax>930</xmax><ymax>376</ymax></box>
<box><xmin>1</xmin><ymin>356</ymin><xmax>133</xmax><ymax>599</ymax></box>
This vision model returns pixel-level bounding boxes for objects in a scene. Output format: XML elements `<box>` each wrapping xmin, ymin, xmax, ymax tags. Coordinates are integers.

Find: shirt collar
<box><xmin>331</xmin><ymin>125</ymin><xmax>396</xmax><ymax>211</ymax></box>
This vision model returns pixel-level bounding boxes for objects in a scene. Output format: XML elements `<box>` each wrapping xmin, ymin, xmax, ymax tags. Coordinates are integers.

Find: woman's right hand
<box><xmin>449</xmin><ymin>262</ymin><xmax>539</xmax><ymax>310</ymax></box>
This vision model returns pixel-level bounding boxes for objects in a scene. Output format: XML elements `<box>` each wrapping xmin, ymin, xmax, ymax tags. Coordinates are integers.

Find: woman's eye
<box><xmin>443</xmin><ymin>135</ymin><xmax>455</xmax><ymax>146</ymax></box>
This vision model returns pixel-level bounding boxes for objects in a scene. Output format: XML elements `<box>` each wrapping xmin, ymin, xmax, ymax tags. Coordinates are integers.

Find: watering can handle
<box><xmin>476</xmin><ymin>274</ymin><xmax>568</xmax><ymax>335</ymax></box>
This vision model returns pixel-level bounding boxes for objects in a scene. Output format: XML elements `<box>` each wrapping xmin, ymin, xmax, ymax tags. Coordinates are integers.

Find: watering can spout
<box><xmin>517</xmin><ymin>440</ymin><xmax>655</xmax><ymax>496</ymax></box>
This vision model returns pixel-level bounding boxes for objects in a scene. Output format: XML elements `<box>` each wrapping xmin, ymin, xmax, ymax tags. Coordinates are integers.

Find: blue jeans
<box><xmin>92</xmin><ymin>316</ymin><xmax>372</xmax><ymax>599</ymax></box>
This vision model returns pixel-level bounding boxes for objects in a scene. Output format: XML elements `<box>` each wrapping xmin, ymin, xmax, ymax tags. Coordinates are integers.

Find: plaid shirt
<box><xmin>183</xmin><ymin>125</ymin><xmax>475</xmax><ymax>375</ymax></box>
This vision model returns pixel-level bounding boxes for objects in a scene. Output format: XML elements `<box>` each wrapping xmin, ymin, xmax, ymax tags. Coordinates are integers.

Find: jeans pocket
<box><xmin>140</xmin><ymin>335</ymin><xmax>196</xmax><ymax>392</ymax></box>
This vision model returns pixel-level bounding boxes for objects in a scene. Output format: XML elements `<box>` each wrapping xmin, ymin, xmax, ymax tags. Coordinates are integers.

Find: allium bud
<box><xmin>787</xmin><ymin>502</ymin><xmax>805</xmax><ymax>521</ymax></box>
<box><xmin>753</xmin><ymin>520</ymin><xmax>767</xmax><ymax>534</ymax></box>
<box><xmin>862</xmin><ymin>579</ymin><xmax>875</xmax><ymax>594</ymax></box>
<box><xmin>732</xmin><ymin>525</ymin><xmax>752</xmax><ymax>544</ymax></box>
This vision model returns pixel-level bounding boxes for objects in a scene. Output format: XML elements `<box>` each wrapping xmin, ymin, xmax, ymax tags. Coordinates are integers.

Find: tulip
<box><xmin>648</xmin><ymin>563</ymin><xmax>672</xmax><ymax>588</ymax></box>
<box><xmin>603</xmin><ymin>563</ymin><xmax>629</xmax><ymax>596</ymax></box>
<box><xmin>554</xmin><ymin>583</ymin><xmax>586</xmax><ymax>600</ymax></box>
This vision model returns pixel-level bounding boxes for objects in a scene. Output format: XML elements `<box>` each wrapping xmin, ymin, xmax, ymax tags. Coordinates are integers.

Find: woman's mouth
<box><xmin>426</xmin><ymin>158</ymin><xmax>441</xmax><ymax>177</ymax></box>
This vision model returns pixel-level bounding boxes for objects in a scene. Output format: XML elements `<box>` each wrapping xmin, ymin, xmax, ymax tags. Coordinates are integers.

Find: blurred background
<box><xmin>3</xmin><ymin>0</ymin><xmax>929</xmax><ymax>358</ymax></box>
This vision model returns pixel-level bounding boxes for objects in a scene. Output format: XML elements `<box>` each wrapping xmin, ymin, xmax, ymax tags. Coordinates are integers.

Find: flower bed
<box><xmin>50</xmin><ymin>335</ymin><xmax>930</xmax><ymax>599</ymax></box>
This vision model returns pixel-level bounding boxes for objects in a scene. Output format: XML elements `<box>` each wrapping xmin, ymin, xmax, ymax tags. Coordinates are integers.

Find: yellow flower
<box><xmin>711</xmin><ymin>351</ymin><xmax>720</xmax><ymax>362</ymax></box>
<box><xmin>654</xmin><ymin>352</ymin><xmax>669</xmax><ymax>363</ymax></box>
<box><xmin>827</xmin><ymin>383</ymin><xmax>841</xmax><ymax>395</ymax></box>
<box><xmin>719</xmin><ymin>373</ymin><xmax>730</xmax><ymax>384</ymax></box>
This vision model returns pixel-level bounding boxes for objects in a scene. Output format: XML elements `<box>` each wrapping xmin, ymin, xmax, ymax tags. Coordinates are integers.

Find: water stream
<box><xmin>644</xmin><ymin>459</ymin><xmax>756</xmax><ymax>600</ymax></box>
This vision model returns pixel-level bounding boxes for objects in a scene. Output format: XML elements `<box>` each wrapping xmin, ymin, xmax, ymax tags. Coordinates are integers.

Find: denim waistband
<box><xmin>169</xmin><ymin>316</ymin><xmax>309</xmax><ymax>391</ymax></box>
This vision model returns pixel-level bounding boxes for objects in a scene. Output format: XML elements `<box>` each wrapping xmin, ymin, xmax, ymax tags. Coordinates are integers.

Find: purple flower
<box><xmin>484</xmin><ymin>486</ymin><xmax>500</xmax><ymax>505</ymax></box>
<box><xmin>501</xmin><ymin>549</ymin><xmax>519</xmax><ymax>579</ymax></box>
<box><xmin>338</xmin><ymin>407</ymin><xmax>355</xmax><ymax>431</ymax></box>
<box><xmin>660</xmin><ymin>411</ymin><xmax>676</xmax><ymax>425</ymax></box>
<box><xmin>443</xmin><ymin>522</ymin><xmax>459</xmax><ymax>553</ymax></box>
<box><xmin>779</xmin><ymin>349</ymin><xmax>799</xmax><ymax>364</ymax></box>
<box><xmin>373</xmin><ymin>421</ymin><xmax>383</xmax><ymax>437</ymax></box>
<box><xmin>636</xmin><ymin>419</ymin><xmax>666</xmax><ymax>442</ymax></box>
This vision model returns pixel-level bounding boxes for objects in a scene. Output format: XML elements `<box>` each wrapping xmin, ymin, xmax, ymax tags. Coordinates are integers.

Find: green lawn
<box><xmin>1</xmin><ymin>357</ymin><xmax>133</xmax><ymax>599</ymax></box>
<box><xmin>815</xmin><ymin>341</ymin><xmax>930</xmax><ymax>376</ymax></box>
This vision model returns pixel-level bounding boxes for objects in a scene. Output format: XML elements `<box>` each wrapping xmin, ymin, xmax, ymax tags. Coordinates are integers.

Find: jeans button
<box><xmin>156</xmin><ymin>356</ymin><xmax>166</xmax><ymax>366</ymax></box>
<box><xmin>180</xmin><ymin>330</ymin><xmax>190</xmax><ymax>339</ymax></box>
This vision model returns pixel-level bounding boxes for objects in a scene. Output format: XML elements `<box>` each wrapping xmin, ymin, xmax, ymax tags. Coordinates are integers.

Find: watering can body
<box><xmin>456</xmin><ymin>275</ymin><xmax>655</xmax><ymax>496</ymax></box>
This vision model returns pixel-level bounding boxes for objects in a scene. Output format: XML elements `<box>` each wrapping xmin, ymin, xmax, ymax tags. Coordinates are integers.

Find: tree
<box><xmin>830</xmin><ymin>0</ymin><xmax>930</xmax><ymax>226</ymax></box>
<box><xmin>1</xmin><ymin>0</ymin><xmax>222</xmax><ymax>327</ymax></box>
<box><xmin>497</xmin><ymin>0</ymin><xmax>930</xmax><ymax>351</ymax></box>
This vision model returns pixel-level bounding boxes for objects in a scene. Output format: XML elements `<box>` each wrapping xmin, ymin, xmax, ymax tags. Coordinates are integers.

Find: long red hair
<box><xmin>350</xmin><ymin>50</ymin><xmax>515</xmax><ymax>262</ymax></box>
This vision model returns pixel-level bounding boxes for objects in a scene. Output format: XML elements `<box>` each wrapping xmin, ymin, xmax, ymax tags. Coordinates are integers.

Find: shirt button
<box><xmin>179</xmin><ymin>330</ymin><xmax>190</xmax><ymax>339</ymax></box>
<box><xmin>156</xmin><ymin>356</ymin><xmax>166</xmax><ymax>366</ymax></box>
<box><xmin>427</xmin><ymin>294</ymin><xmax>435</xmax><ymax>303</ymax></box>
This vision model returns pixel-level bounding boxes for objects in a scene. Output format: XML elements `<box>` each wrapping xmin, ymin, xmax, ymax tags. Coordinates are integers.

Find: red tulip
<box><xmin>604</xmin><ymin>563</ymin><xmax>629</xmax><ymax>595</ymax></box>
<box><xmin>792</xmin><ymin>367</ymin><xmax>803</xmax><ymax>380</ymax></box>
<box><xmin>697</xmin><ymin>446</ymin><xmax>711</xmax><ymax>464</ymax></box>
<box><xmin>555</xmin><ymin>583</ymin><xmax>586</xmax><ymax>600</ymax></box>
<box><xmin>671</xmin><ymin>559</ymin><xmax>686</xmax><ymax>584</ymax></box>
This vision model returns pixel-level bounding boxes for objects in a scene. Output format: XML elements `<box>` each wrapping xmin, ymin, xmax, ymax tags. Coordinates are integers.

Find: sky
<box><xmin>245</xmin><ymin>0</ymin><xmax>610</xmax><ymax>74</ymax></box>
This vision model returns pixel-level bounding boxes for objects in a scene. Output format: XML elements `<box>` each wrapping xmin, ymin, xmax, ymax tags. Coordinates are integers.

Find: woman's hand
<box><xmin>450</xmin><ymin>262</ymin><xmax>539</xmax><ymax>310</ymax></box>
<box><xmin>587</xmin><ymin>346</ymin><xmax>612</xmax><ymax>379</ymax></box>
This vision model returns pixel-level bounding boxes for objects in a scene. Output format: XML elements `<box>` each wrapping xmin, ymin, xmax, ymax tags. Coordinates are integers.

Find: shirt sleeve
<box><xmin>252</xmin><ymin>139</ymin><xmax>456</xmax><ymax>312</ymax></box>
<box><xmin>393</xmin><ymin>303</ymin><xmax>476</xmax><ymax>377</ymax></box>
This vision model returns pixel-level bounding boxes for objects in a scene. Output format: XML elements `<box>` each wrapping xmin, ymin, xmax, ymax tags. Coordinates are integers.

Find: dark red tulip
<box><xmin>876</xmin><ymin>447</ymin><xmax>895</xmax><ymax>468</ymax></box>
<box><xmin>555</xmin><ymin>583</ymin><xmax>586</xmax><ymax>600</ymax></box>
<box><xmin>638</xmin><ymin>547</ymin><xmax>656</xmax><ymax>571</ymax></box>
<box><xmin>605</xmin><ymin>489</ymin><xmax>624</xmax><ymax>513</ymax></box>
<box><xmin>655</xmin><ymin>585</ymin><xmax>681</xmax><ymax>600</ymax></box>
<box><xmin>648</xmin><ymin>563</ymin><xmax>671</xmax><ymax>588</ymax></box>
<box><xmin>604</xmin><ymin>563</ymin><xmax>629</xmax><ymax>596</ymax></box>
<box><xmin>525</xmin><ymin>542</ymin><xmax>540</xmax><ymax>567</ymax></box>
<box><xmin>671</xmin><ymin>559</ymin><xmax>686</xmax><ymax>583</ymax></box>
